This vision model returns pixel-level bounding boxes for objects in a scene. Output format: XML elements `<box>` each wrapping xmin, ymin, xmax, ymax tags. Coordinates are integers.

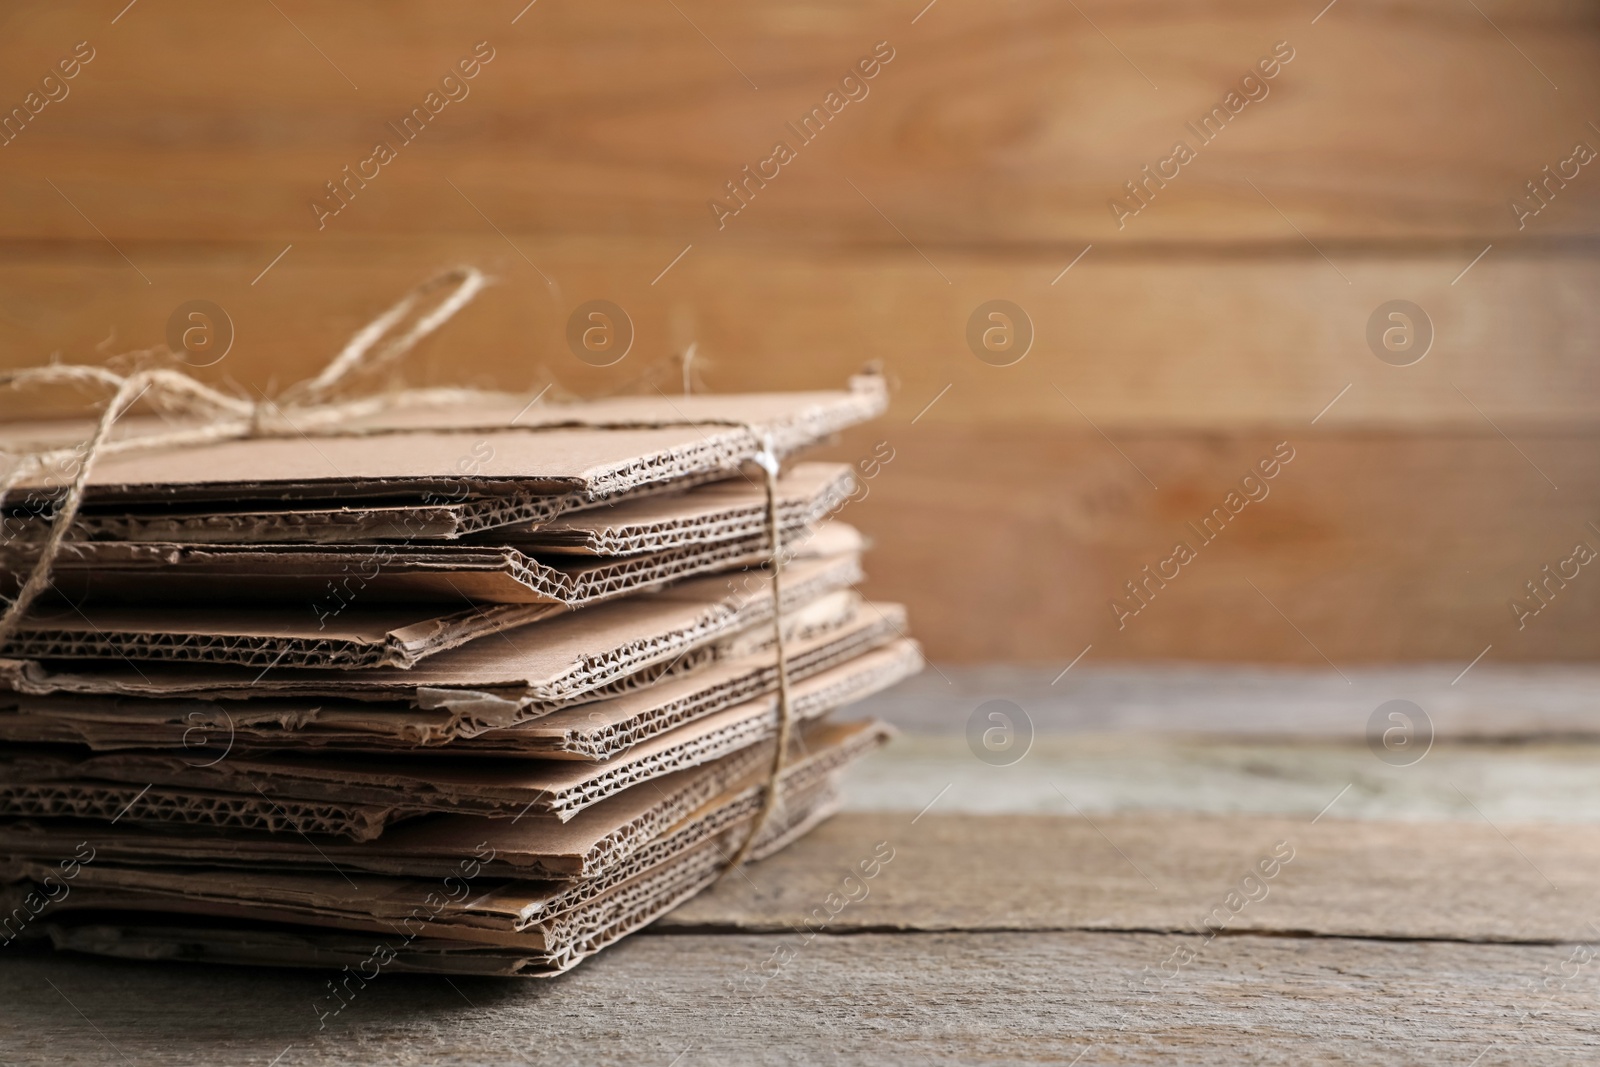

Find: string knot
<box><xmin>0</xmin><ymin>267</ymin><xmax>492</xmax><ymax>645</ymax></box>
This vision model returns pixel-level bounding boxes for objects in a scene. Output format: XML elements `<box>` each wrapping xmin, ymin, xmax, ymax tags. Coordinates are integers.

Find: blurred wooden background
<box><xmin>0</xmin><ymin>0</ymin><xmax>1597</xmax><ymax>664</ymax></box>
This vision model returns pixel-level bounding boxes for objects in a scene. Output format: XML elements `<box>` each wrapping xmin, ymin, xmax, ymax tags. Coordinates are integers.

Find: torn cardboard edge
<box><xmin>25</xmin><ymin>790</ymin><xmax>832</xmax><ymax>978</ymax></box>
<box><xmin>2</xmin><ymin>601</ymin><xmax>565</xmax><ymax>672</ymax></box>
<box><xmin>3</xmin><ymin>466</ymin><xmax>852</xmax><ymax>612</ymax></box>
<box><xmin>0</xmin><ymin>718</ymin><xmax>893</xmax><ymax>880</ymax></box>
<box><xmin>1</xmin><ymin>777</ymin><xmax>842</xmax><ymax>937</ymax></box>
<box><xmin>0</xmin><ymin>589</ymin><xmax>868</xmax><ymax>750</ymax></box>
<box><xmin>3</xmin><ymin>776</ymin><xmax>841</xmax><ymax>964</ymax></box>
<box><xmin>0</xmin><ymin>524</ymin><xmax>864</xmax><ymax>671</ymax></box>
<box><xmin>0</xmin><ymin>639</ymin><xmax>921</xmax><ymax>833</ymax></box>
<box><xmin>0</xmin><ymin>599</ymin><xmax>906</xmax><ymax>758</ymax></box>
<box><xmin>0</xmin><ymin>536</ymin><xmax>864</xmax><ymax>701</ymax></box>
<box><xmin>19</xmin><ymin>522</ymin><xmax>799</xmax><ymax>609</ymax></box>
<box><xmin>521</xmin><ymin>462</ymin><xmax>851</xmax><ymax>555</ymax></box>
<box><xmin>13</xmin><ymin>461</ymin><xmax>851</xmax><ymax>549</ymax></box>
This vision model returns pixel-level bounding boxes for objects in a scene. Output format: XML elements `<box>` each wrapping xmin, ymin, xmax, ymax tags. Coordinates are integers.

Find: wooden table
<box><xmin>4</xmin><ymin>667</ymin><xmax>1599</xmax><ymax>1065</ymax></box>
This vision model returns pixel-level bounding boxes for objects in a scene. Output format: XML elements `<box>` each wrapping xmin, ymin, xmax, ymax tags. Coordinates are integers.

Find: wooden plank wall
<box><xmin>0</xmin><ymin>0</ymin><xmax>1597</xmax><ymax>663</ymax></box>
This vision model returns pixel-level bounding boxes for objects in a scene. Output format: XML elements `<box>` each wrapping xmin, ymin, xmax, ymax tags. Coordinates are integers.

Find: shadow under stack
<box><xmin>0</xmin><ymin>377</ymin><xmax>918</xmax><ymax>978</ymax></box>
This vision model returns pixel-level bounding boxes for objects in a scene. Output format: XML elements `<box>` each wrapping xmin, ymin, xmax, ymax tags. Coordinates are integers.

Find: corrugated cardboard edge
<box><xmin>541</xmin><ymin>639</ymin><xmax>921</xmax><ymax>820</ymax></box>
<box><xmin>5</xmin><ymin>778</ymin><xmax>840</xmax><ymax>961</ymax></box>
<box><xmin>2</xmin><ymin>602</ymin><xmax>562</xmax><ymax>671</ymax></box>
<box><xmin>0</xmin><ymin>719</ymin><xmax>893</xmax><ymax>882</ymax></box>
<box><xmin>0</xmin><ymin>541</ymin><xmax>861</xmax><ymax>699</ymax></box>
<box><xmin>528</xmin><ymin>548</ymin><xmax>863</xmax><ymax>704</ymax></box>
<box><xmin>533</xmin><ymin>718</ymin><xmax>893</xmax><ymax>881</ymax></box>
<box><xmin>7</xmin><ymin>522</ymin><xmax>844</xmax><ymax>655</ymax></box>
<box><xmin>0</xmin><ymin>598</ymin><xmax>895</xmax><ymax>755</ymax></box>
<box><xmin>15</xmin><ymin>489</ymin><xmax>587</xmax><ymax>545</ymax></box>
<box><xmin>472</xmin><ymin>604</ymin><xmax>906</xmax><ymax>759</ymax></box>
<box><xmin>2</xmin><ymin>776</ymin><xmax>841</xmax><ymax>936</ymax></box>
<box><xmin>18</xmin><ymin>465</ymin><xmax>851</xmax><ymax>607</ymax></box>
<box><xmin>0</xmin><ymin>641</ymin><xmax>920</xmax><ymax>831</ymax></box>
<box><xmin>18</xmin><ymin>781</ymin><xmax>845</xmax><ymax>977</ymax></box>
<box><xmin>0</xmin><ymin>781</ymin><xmax>393</xmax><ymax>841</ymax></box>
<box><xmin>0</xmin><ymin>646</ymin><xmax>915</xmax><ymax>838</ymax></box>
<box><xmin>529</xmin><ymin>463</ymin><xmax>851</xmax><ymax>555</ymax></box>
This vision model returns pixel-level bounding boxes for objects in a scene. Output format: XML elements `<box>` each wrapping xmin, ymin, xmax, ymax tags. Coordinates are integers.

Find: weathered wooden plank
<box><xmin>1</xmin><ymin>0</ymin><xmax>1596</xmax><ymax>243</ymax></box>
<box><xmin>829</xmin><ymin>735</ymin><xmax>1600</xmax><ymax>824</ymax></box>
<box><xmin>856</xmin><ymin>664</ymin><xmax>1600</xmax><ymax>739</ymax></box>
<box><xmin>2</xmin><ymin>243</ymin><xmax>1597</xmax><ymax>428</ymax></box>
<box><xmin>663</xmin><ymin>810</ymin><xmax>1600</xmax><ymax>943</ymax></box>
<box><xmin>2</xmin><ymin>931</ymin><xmax>1596</xmax><ymax>1065</ymax></box>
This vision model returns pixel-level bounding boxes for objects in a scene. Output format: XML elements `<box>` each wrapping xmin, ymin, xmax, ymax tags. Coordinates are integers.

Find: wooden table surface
<box><xmin>4</xmin><ymin>665</ymin><xmax>1600</xmax><ymax>1065</ymax></box>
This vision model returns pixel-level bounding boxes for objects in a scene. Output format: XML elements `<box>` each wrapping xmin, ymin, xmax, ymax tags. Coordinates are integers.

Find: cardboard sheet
<box><xmin>520</xmin><ymin>462</ymin><xmax>851</xmax><ymax>555</ymax></box>
<box><xmin>20</xmin><ymin>488</ymin><xmax>593</xmax><ymax>545</ymax></box>
<box><xmin>0</xmin><ymin>719</ymin><xmax>892</xmax><ymax>878</ymax></box>
<box><xmin>1</xmin><ymin>601</ymin><xmax>564</xmax><ymax>671</ymax></box>
<box><xmin>0</xmin><ymin>597</ymin><xmax>904</xmax><ymax>755</ymax></box>
<box><xmin>0</xmin><ymin>538</ymin><xmax>864</xmax><ymax>707</ymax></box>
<box><xmin>24</xmin><ymin>788</ymin><xmax>824</xmax><ymax>978</ymax></box>
<box><xmin>0</xmin><ymin>640</ymin><xmax>921</xmax><ymax>831</ymax></box>
<box><xmin>4</xmin><ymin>466</ymin><xmax>852</xmax><ymax>609</ymax></box>
<box><xmin>2</xmin><ymin>779</ymin><xmax>840</xmax><ymax>935</ymax></box>
<box><xmin>21</xmin><ymin>530</ymin><xmax>782</xmax><ymax>607</ymax></box>
<box><xmin>20</xmin><ymin>461</ymin><xmax>850</xmax><ymax>548</ymax></box>
<box><xmin>2</xmin><ymin>779</ymin><xmax>841</xmax><ymax>973</ymax></box>
<box><xmin>3</xmin><ymin>379</ymin><xmax>885</xmax><ymax>507</ymax></box>
<box><xmin>0</xmin><ymin>380</ymin><xmax>914</xmax><ymax>980</ymax></box>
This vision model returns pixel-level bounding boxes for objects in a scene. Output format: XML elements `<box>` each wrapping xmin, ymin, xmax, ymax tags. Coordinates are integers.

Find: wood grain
<box><xmin>2</xmin><ymin>926</ymin><xmax>1596</xmax><ymax>1064</ymax></box>
<box><xmin>833</xmin><ymin>736</ymin><xmax>1600</xmax><ymax>826</ymax></box>
<box><xmin>664</xmin><ymin>811</ymin><xmax>1600</xmax><ymax>942</ymax></box>
<box><xmin>2</xmin><ymin>242</ymin><xmax>1597</xmax><ymax>428</ymax></box>
<box><xmin>0</xmin><ymin>2</ymin><xmax>1594</xmax><ymax>664</ymax></box>
<box><xmin>821</xmin><ymin>423</ymin><xmax>1600</xmax><ymax>663</ymax></box>
<box><xmin>0</xmin><ymin>0</ymin><xmax>1596</xmax><ymax>243</ymax></box>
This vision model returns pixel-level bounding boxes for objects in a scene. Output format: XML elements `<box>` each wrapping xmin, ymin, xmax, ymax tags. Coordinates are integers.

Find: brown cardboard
<box><xmin>3</xmin><ymin>779</ymin><xmax>840</xmax><ymax>970</ymax></box>
<box><xmin>0</xmin><ymin>601</ymin><xmax>565</xmax><ymax>671</ymax></box>
<box><xmin>21</xmin><ymin>530</ymin><xmax>783</xmax><ymax>608</ymax></box>
<box><xmin>521</xmin><ymin>462</ymin><xmax>851</xmax><ymax>555</ymax></box>
<box><xmin>2</xmin><ymin>779</ymin><xmax>840</xmax><ymax>935</ymax></box>
<box><xmin>0</xmin><ymin>719</ymin><xmax>893</xmax><ymax>879</ymax></box>
<box><xmin>0</xmin><ymin>598</ymin><xmax>904</xmax><ymax>755</ymax></box>
<box><xmin>16</xmin><ymin>489</ymin><xmax>592</xmax><ymax>545</ymax></box>
<box><xmin>4</xmin><ymin>379</ymin><xmax>885</xmax><ymax>508</ymax></box>
<box><xmin>457</xmin><ymin>603</ymin><xmax>906</xmax><ymax>759</ymax></box>
<box><xmin>0</xmin><ymin>691</ymin><xmax>463</xmax><ymax>752</ymax></box>
<box><xmin>0</xmin><ymin>379</ymin><xmax>914</xmax><ymax>980</ymax></box>
<box><xmin>19</xmin><ymin>461</ymin><xmax>851</xmax><ymax>548</ymax></box>
<box><xmin>4</xmin><ymin>466</ymin><xmax>853</xmax><ymax>609</ymax></box>
<box><xmin>38</xmin><ymin>922</ymin><xmax>557</xmax><ymax>977</ymax></box>
<box><xmin>0</xmin><ymin>640</ymin><xmax>921</xmax><ymax>831</ymax></box>
<box><xmin>0</xmin><ymin>537</ymin><xmax>863</xmax><ymax>705</ymax></box>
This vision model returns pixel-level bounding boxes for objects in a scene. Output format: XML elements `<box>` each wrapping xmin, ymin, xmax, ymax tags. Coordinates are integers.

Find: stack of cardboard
<box><xmin>0</xmin><ymin>378</ymin><xmax>917</xmax><ymax>977</ymax></box>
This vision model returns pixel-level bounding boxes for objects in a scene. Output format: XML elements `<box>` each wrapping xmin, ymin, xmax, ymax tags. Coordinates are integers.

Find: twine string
<box><xmin>0</xmin><ymin>266</ymin><xmax>802</xmax><ymax>873</ymax></box>
<box><xmin>720</xmin><ymin>436</ymin><xmax>795</xmax><ymax>875</ymax></box>
<box><xmin>282</xmin><ymin>267</ymin><xmax>491</xmax><ymax>407</ymax></box>
<box><xmin>0</xmin><ymin>267</ymin><xmax>491</xmax><ymax>645</ymax></box>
